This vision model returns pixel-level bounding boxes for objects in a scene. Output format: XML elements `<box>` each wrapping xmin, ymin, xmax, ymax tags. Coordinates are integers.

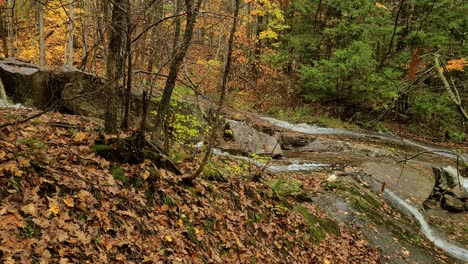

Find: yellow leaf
<box><xmin>21</xmin><ymin>203</ymin><xmax>37</xmax><ymax>217</ymax></box>
<box><xmin>47</xmin><ymin>197</ymin><xmax>60</xmax><ymax>215</ymax></box>
<box><xmin>4</xmin><ymin>257</ymin><xmax>15</xmax><ymax>264</ymax></box>
<box><xmin>18</xmin><ymin>157</ymin><xmax>30</xmax><ymax>167</ymax></box>
<box><xmin>323</xmin><ymin>257</ymin><xmax>331</xmax><ymax>264</ymax></box>
<box><xmin>251</xmin><ymin>9</ymin><xmax>265</xmax><ymax>16</ymax></box>
<box><xmin>259</xmin><ymin>28</ymin><xmax>278</xmax><ymax>40</ymax></box>
<box><xmin>63</xmin><ymin>196</ymin><xmax>74</xmax><ymax>207</ymax></box>
<box><xmin>0</xmin><ymin>161</ymin><xmax>23</xmax><ymax>177</ymax></box>
<box><xmin>375</xmin><ymin>2</ymin><xmax>388</xmax><ymax>9</ymax></box>
<box><xmin>165</xmin><ymin>235</ymin><xmax>172</xmax><ymax>242</ymax></box>
<box><xmin>194</xmin><ymin>228</ymin><xmax>200</xmax><ymax>234</ymax></box>
<box><xmin>141</xmin><ymin>170</ymin><xmax>150</xmax><ymax>181</ymax></box>
<box><xmin>74</xmin><ymin>132</ymin><xmax>88</xmax><ymax>142</ymax></box>
<box><xmin>178</xmin><ymin>218</ymin><xmax>184</xmax><ymax>228</ymax></box>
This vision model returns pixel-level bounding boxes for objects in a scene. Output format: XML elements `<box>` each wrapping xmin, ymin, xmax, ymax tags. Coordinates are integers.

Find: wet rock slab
<box><xmin>362</xmin><ymin>161</ymin><xmax>435</xmax><ymax>205</ymax></box>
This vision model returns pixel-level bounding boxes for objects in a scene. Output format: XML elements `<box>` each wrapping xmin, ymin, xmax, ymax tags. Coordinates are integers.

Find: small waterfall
<box><xmin>0</xmin><ymin>77</ymin><xmax>6</xmax><ymax>101</ymax></box>
<box><xmin>384</xmin><ymin>189</ymin><xmax>468</xmax><ymax>262</ymax></box>
<box><xmin>0</xmin><ymin>77</ymin><xmax>26</xmax><ymax>109</ymax></box>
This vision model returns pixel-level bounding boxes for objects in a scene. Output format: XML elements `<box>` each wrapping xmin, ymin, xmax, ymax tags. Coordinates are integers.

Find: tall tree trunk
<box><xmin>434</xmin><ymin>55</ymin><xmax>468</xmax><ymax>122</ymax></box>
<box><xmin>7</xmin><ymin>0</ymin><xmax>15</xmax><ymax>57</ymax></box>
<box><xmin>122</xmin><ymin>0</ymin><xmax>132</xmax><ymax>129</ymax></box>
<box><xmin>172</xmin><ymin>0</ymin><xmax>182</xmax><ymax>52</ymax></box>
<box><xmin>183</xmin><ymin>0</ymin><xmax>240</xmax><ymax>182</ymax></box>
<box><xmin>0</xmin><ymin>11</ymin><xmax>8</xmax><ymax>57</ymax></box>
<box><xmin>105</xmin><ymin>0</ymin><xmax>127</xmax><ymax>132</ymax></box>
<box><xmin>66</xmin><ymin>0</ymin><xmax>74</xmax><ymax>65</ymax></box>
<box><xmin>80</xmin><ymin>0</ymin><xmax>89</xmax><ymax>68</ymax></box>
<box><xmin>152</xmin><ymin>0</ymin><xmax>203</xmax><ymax>140</ymax></box>
<box><xmin>37</xmin><ymin>0</ymin><xmax>45</xmax><ymax>67</ymax></box>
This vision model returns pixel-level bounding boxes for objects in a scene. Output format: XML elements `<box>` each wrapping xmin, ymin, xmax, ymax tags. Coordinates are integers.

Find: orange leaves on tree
<box><xmin>408</xmin><ymin>47</ymin><xmax>422</xmax><ymax>83</ymax></box>
<box><xmin>444</xmin><ymin>58</ymin><xmax>467</xmax><ymax>71</ymax></box>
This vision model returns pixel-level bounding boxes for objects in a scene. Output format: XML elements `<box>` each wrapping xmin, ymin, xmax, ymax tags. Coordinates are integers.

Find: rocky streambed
<box><xmin>217</xmin><ymin>114</ymin><xmax>468</xmax><ymax>263</ymax></box>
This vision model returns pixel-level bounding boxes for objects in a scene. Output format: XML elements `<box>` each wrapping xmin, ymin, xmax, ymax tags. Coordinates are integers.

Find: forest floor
<box><xmin>0</xmin><ymin>107</ymin><xmax>380</xmax><ymax>263</ymax></box>
<box><xmin>0</xmin><ymin>107</ymin><xmax>463</xmax><ymax>263</ymax></box>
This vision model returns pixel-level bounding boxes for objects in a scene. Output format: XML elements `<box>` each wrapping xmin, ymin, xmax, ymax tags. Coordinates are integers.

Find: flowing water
<box><xmin>261</xmin><ymin>116</ymin><xmax>467</xmax><ymax>160</ymax></box>
<box><xmin>212</xmin><ymin>148</ymin><xmax>329</xmax><ymax>172</ymax></box>
<box><xmin>384</xmin><ymin>189</ymin><xmax>468</xmax><ymax>262</ymax></box>
<box><xmin>0</xmin><ymin>77</ymin><xmax>26</xmax><ymax>109</ymax></box>
<box><xmin>218</xmin><ymin>116</ymin><xmax>468</xmax><ymax>262</ymax></box>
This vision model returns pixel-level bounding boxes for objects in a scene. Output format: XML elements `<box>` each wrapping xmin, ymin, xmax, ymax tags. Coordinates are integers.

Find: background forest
<box><xmin>0</xmin><ymin>0</ymin><xmax>467</xmax><ymax>141</ymax></box>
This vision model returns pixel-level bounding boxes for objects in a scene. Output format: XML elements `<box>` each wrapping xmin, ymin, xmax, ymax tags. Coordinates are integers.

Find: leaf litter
<box><xmin>0</xmin><ymin>108</ymin><xmax>379</xmax><ymax>263</ymax></box>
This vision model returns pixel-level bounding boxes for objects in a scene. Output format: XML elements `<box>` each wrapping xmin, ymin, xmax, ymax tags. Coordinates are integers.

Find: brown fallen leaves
<box><xmin>0</xmin><ymin>108</ymin><xmax>379</xmax><ymax>263</ymax></box>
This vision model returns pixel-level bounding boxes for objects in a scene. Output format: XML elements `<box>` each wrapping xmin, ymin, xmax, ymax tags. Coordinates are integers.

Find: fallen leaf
<box><xmin>63</xmin><ymin>196</ymin><xmax>74</xmax><ymax>207</ymax></box>
<box><xmin>0</xmin><ymin>161</ymin><xmax>23</xmax><ymax>177</ymax></box>
<box><xmin>381</xmin><ymin>182</ymin><xmax>386</xmax><ymax>193</ymax></box>
<box><xmin>74</xmin><ymin>132</ymin><xmax>88</xmax><ymax>142</ymax></box>
<box><xmin>21</xmin><ymin>203</ymin><xmax>37</xmax><ymax>217</ymax></box>
<box><xmin>402</xmin><ymin>249</ymin><xmax>410</xmax><ymax>258</ymax></box>
<box><xmin>141</xmin><ymin>170</ymin><xmax>150</xmax><ymax>181</ymax></box>
<box><xmin>47</xmin><ymin>197</ymin><xmax>60</xmax><ymax>216</ymax></box>
<box><xmin>165</xmin><ymin>235</ymin><xmax>172</xmax><ymax>242</ymax></box>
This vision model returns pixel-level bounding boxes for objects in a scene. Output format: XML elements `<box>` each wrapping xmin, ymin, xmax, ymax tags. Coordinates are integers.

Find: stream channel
<box><xmin>216</xmin><ymin>116</ymin><xmax>468</xmax><ymax>263</ymax></box>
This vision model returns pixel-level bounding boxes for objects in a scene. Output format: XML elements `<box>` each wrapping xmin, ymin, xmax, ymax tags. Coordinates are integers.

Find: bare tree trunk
<box><xmin>183</xmin><ymin>0</ymin><xmax>240</xmax><ymax>182</ymax></box>
<box><xmin>434</xmin><ymin>55</ymin><xmax>468</xmax><ymax>121</ymax></box>
<box><xmin>65</xmin><ymin>0</ymin><xmax>74</xmax><ymax>65</ymax></box>
<box><xmin>37</xmin><ymin>0</ymin><xmax>45</xmax><ymax>67</ymax></box>
<box><xmin>122</xmin><ymin>0</ymin><xmax>132</xmax><ymax>129</ymax></box>
<box><xmin>0</xmin><ymin>11</ymin><xmax>8</xmax><ymax>57</ymax></box>
<box><xmin>105</xmin><ymin>0</ymin><xmax>127</xmax><ymax>132</ymax></box>
<box><xmin>8</xmin><ymin>0</ymin><xmax>15</xmax><ymax>57</ymax></box>
<box><xmin>152</xmin><ymin>0</ymin><xmax>203</xmax><ymax>140</ymax></box>
<box><xmin>80</xmin><ymin>0</ymin><xmax>89</xmax><ymax>67</ymax></box>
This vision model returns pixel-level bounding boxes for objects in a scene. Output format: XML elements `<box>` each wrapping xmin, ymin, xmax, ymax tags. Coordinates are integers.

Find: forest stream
<box><xmin>217</xmin><ymin>115</ymin><xmax>468</xmax><ymax>263</ymax></box>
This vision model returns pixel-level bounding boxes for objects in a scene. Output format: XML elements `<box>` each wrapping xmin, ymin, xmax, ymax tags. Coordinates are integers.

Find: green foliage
<box><xmin>169</xmin><ymin>148</ymin><xmax>188</xmax><ymax>163</ymax></box>
<box><xmin>163</xmin><ymin>194</ymin><xmax>177</xmax><ymax>207</ymax></box>
<box><xmin>92</xmin><ymin>144</ymin><xmax>111</xmax><ymax>152</ymax></box>
<box><xmin>151</xmin><ymin>89</ymin><xmax>210</xmax><ymax>146</ymax></box>
<box><xmin>294</xmin><ymin>205</ymin><xmax>339</xmax><ymax>243</ymax></box>
<box><xmin>250</xmin><ymin>153</ymin><xmax>271</xmax><ymax>163</ymax></box>
<box><xmin>266</xmin><ymin>204</ymin><xmax>288</xmax><ymax>216</ymax></box>
<box><xmin>202</xmin><ymin>166</ymin><xmax>224</xmax><ymax>181</ymax></box>
<box><xmin>16</xmin><ymin>137</ymin><xmax>45</xmax><ymax>153</ymax></box>
<box><xmin>277</xmin><ymin>0</ymin><xmax>467</xmax><ymax>137</ymax></box>
<box><xmin>407</xmin><ymin>91</ymin><xmax>464</xmax><ymax>139</ymax></box>
<box><xmin>19</xmin><ymin>217</ymin><xmax>42</xmax><ymax>239</ymax></box>
<box><xmin>110</xmin><ymin>165</ymin><xmax>129</xmax><ymax>185</ymax></box>
<box><xmin>298</xmin><ymin>41</ymin><xmax>400</xmax><ymax>108</ymax></box>
<box><xmin>268</xmin><ymin>179</ymin><xmax>301</xmax><ymax>197</ymax></box>
<box><xmin>171</xmin><ymin>113</ymin><xmax>205</xmax><ymax>144</ymax></box>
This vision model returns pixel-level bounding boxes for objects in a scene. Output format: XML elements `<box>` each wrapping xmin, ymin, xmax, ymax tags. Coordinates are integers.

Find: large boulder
<box><xmin>0</xmin><ymin>58</ymin><xmax>157</xmax><ymax>128</ymax></box>
<box><xmin>0</xmin><ymin>58</ymin><xmax>50</xmax><ymax>107</ymax></box>
<box><xmin>442</xmin><ymin>194</ymin><xmax>465</xmax><ymax>212</ymax></box>
<box><xmin>362</xmin><ymin>161</ymin><xmax>435</xmax><ymax>205</ymax></box>
<box><xmin>225</xmin><ymin>120</ymin><xmax>282</xmax><ymax>156</ymax></box>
